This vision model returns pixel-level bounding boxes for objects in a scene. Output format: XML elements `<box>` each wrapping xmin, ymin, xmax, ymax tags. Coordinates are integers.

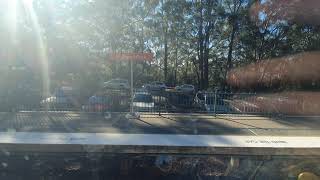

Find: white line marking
<box><xmin>247</xmin><ymin>129</ymin><xmax>258</xmax><ymax>136</ymax></box>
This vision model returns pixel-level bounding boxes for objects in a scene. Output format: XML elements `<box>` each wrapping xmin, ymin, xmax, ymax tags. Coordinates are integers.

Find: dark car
<box><xmin>82</xmin><ymin>95</ymin><xmax>110</xmax><ymax>112</ymax></box>
<box><xmin>165</xmin><ymin>92</ymin><xmax>195</xmax><ymax>112</ymax></box>
<box><xmin>83</xmin><ymin>90</ymin><xmax>130</xmax><ymax>112</ymax></box>
<box><xmin>40</xmin><ymin>86</ymin><xmax>78</xmax><ymax>110</ymax></box>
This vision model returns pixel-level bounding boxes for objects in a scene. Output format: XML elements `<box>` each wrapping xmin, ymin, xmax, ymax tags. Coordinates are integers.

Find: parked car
<box><xmin>143</xmin><ymin>82</ymin><xmax>167</xmax><ymax>92</ymax></box>
<box><xmin>83</xmin><ymin>92</ymin><xmax>130</xmax><ymax>112</ymax></box>
<box><xmin>152</xmin><ymin>95</ymin><xmax>167</xmax><ymax>106</ymax></box>
<box><xmin>132</xmin><ymin>92</ymin><xmax>154</xmax><ymax>112</ymax></box>
<box><xmin>41</xmin><ymin>86</ymin><xmax>79</xmax><ymax>110</ymax></box>
<box><xmin>195</xmin><ymin>91</ymin><xmax>228</xmax><ymax>113</ymax></box>
<box><xmin>103</xmin><ymin>79</ymin><xmax>129</xmax><ymax>90</ymax></box>
<box><xmin>166</xmin><ymin>92</ymin><xmax>194</xmax><ymax>111</ymax></box>
<box><xmin>175</xmin><ymin>84</ymin><xmax>195</xmax><ymax>94</ymax></box>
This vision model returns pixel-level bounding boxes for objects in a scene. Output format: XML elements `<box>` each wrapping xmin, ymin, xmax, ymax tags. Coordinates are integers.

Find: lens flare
<box><xmin>7</xmin><ymin>0</ymin><xmax>17</xmax><ymax>42</ymax></box>
<box><xmin>22</xmin><ymin>0</ymin><xmax>50</xmax><ymax>98</ymax></box>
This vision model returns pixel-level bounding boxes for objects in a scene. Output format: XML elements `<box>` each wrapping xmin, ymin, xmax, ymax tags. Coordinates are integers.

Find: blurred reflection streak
<box><xmin>22</xmin><ymin>0</ymin><xmax>50</xmax><ymax>98</ymax></box>
<box><xmin>227</xmin><ymin>52</ymin><xmax>320</xmax><ymax>90</ymax></box>
<box><xmin>227</xmin><ymin>1</ymin><xmax>320</xmax><ymax>116</ymax></box>
<box><xmin>229</xmin><ymin>92</ymin><xmax>320</xmax><ymax>116</ymax></box>
<box><xmin>250</xmin><ymin>0</ymin><xmax>320</xmax><ymax>26</ymax></box>
<box><xmin>7</xmin><ymin>0</ymin><xmax>17</xmax><ymax>42</ymax></box>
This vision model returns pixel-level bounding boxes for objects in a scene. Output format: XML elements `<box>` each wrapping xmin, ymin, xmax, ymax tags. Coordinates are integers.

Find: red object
<box><xmin>109</xmin><ymin>53</ymin><xmax>154</xmax><ymax>62</ymax></box>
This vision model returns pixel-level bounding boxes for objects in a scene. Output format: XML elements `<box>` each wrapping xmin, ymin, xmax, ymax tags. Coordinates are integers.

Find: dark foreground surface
<box><xmin>0</xmin><ymin>153</ymin><xmax>319</xmax><ymax>180</ymax></box>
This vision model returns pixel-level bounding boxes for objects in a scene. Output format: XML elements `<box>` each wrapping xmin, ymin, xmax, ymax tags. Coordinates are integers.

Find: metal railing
<box><xmin>0</xmin><ymin>88</ymin><xmax>300</xmax><ymax>116</ymax></box>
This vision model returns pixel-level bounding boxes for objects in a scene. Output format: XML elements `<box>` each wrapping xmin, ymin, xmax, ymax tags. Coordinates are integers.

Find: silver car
<box><xmin>143</xmin><ymin>82</ymin><xmax>167</xmax><ymax>91</ymax></box>
<box><xmin>175</xmin><ymin>84</ymin><xmax>195</xmax><ymax>94</ymax></box>
<box><xmin>103</xmin><ymin>79</ymin><xmax>130</xmax><ymax>90</ymax></box>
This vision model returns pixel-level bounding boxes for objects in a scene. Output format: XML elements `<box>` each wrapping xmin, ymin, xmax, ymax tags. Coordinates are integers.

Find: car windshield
<box><xmin>0</xmin><ymin>0</ymin><xmax>320</xmax><ymax>179</ymax></box>
<box><xmin>133</xmin><ymin>94</ymin><xmax>153</xmax><ymax>103</ymax></box>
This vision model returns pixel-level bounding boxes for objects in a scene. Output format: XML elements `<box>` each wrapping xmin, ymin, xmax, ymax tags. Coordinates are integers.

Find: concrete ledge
<box><xmin>0</xmin><ymin>132</ymin><xmax>319</xmax><ymax>156</ymax></box>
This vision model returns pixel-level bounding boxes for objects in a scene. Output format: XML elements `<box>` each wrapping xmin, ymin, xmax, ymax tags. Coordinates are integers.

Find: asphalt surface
<box><xmin>0</xmin><ymin>112</ymin><xmax>319</xmax><ymax>180</ymax></box>
<box><xmin>0</xmin><ymin>112</ymin><xmax>319</xmax><ymax>136</ymax></box>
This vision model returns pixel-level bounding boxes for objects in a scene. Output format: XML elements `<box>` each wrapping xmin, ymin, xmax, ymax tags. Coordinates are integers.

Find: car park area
<box><xmin>12</xmin><ymin>82</ymin><xmax>320</xmax><ymax>137</ymax></box>
<box><xmin>2</xmin><ymin>84</ymin><xmax>319</xmax><ymax>180</ymax></box>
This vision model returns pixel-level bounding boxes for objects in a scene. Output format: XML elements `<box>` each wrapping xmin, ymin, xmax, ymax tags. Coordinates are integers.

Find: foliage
<box><xmin>1</xmin><ymin>0</ymin><xmax>320</xmax><ymax>101</ymax></box>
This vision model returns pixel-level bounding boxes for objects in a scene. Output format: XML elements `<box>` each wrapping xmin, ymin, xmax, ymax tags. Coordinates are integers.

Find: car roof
<box><xmin>104</xmin><ymin>79</ymin><xmax>128</xmax><ymax>84</ymax></box>
<box><xmin>110</xmin><ymin>78</ymin><xmax>127</xmax><ymax>81</ymax></box>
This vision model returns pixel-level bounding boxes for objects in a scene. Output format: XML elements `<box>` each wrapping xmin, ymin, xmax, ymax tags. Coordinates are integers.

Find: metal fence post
<box><xmin>158</xmin><ymin>97</ymin><xmax>161</xmax><ymax>116</ymax></box>
<box><xmin>214</xmin><ymin>89</ymin><xmax>217</xmax><ymax>117</ymax></box>
<box><xmin>130</xmin><ymin>60</ymin><xmax>134</xmax><ymax>114</ymax></box>
<box><xmin>158</xmin><ymin>94</ymin><xmax>161</xmax><ymax>116</ymax></box>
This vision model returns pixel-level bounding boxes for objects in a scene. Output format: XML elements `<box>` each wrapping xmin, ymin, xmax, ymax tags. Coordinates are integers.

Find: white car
<box><xmin>132</xmin><ymin>92</ymin><xmax>154</xmax><ymax>112</ymax></box>
<box><xmin>143</xmin><ymin>82</ymin><xmax>167</xmax><ymax>91</ymax></box>
<box><xmin>175</xmin><ymin>84</ymin><xmax>195</xmax><ymax>94</ymax></box>
<box><xmin>40</xmin><ymin>96</ymin><xmax>74</xmax><ymax>110</ymax></box>
<box><xmin>103</xmin><ymin>79</ymin><xmax>129</xmax><ymax>90</ymax></box>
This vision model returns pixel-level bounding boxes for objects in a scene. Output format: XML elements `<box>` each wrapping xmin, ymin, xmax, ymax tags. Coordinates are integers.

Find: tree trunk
<box><xmin>191</xmin><ymin>57</ymin><xmax>201</xmax><ymax>88</ymax></box>
<box><xmin>141</xmin><ymin>27</ymin><xmax>145</xmax><ymax>74</ymax></box>
<box><xmin>204</xmin><ymin>52</ymin><xmax>209</xmax><ymax>89</ymax></box>
<box><xmin>174</xmin><ymin>39</ymin><xmax>178</xmax><ymax>86</ymax></box>
<box><xmin>203</xmin><ymin>0</ymin><xmax>214</xmax><ymax>90</ymax></box>
<box><xmin>204</xmin><ymin>24</ymin><xmax>211</xmax><ymax>90</ymax></box>
<box><xmin>198</xmin><ymin>5</ymin><xmax>204</xmax><ymax>90</ymax></box>
<box><xmin>185</xmin><ymin>60</ymin><xmax>189</xmax><ymax>81</ymax></box>
<box><xmin>160</xmin><ymin>0</ymin><xmax>168</xmax><ymax>83</ymax></box>
<box><xmin>164</xmin><ymin>28</ymin><xmax>168</xmax><ymax>83</ymax></box>
<box><xmin>227</xmin><ymin>23</ymin><xmax>236</xmax><ymax>70</ymax></box>
<box><xmin>225</xmin><ymin>21</ymin><xmax>236</xmax><ymax>90</ymax></box>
